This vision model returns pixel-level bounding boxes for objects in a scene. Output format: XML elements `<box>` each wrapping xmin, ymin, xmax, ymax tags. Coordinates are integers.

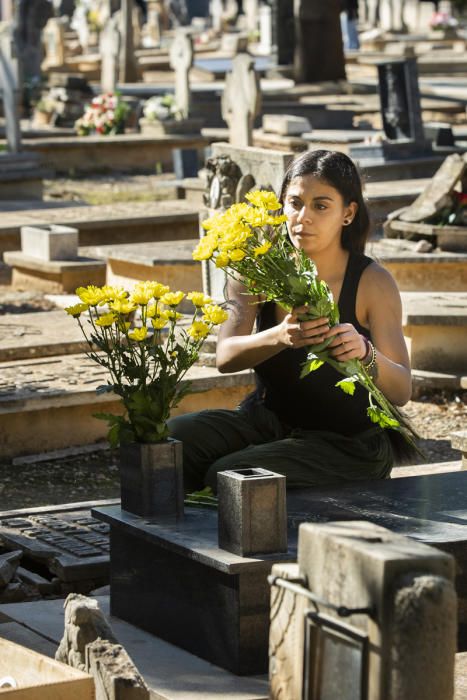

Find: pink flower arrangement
<box><xmin>75</xmin><ymin>92</ymin><xmax>130</xmax><ymax>136</ymax></box>
<box><xmin>429</xmin><ymin>11</ymin><xmax>458</xmax><ymax>30</ymax></box>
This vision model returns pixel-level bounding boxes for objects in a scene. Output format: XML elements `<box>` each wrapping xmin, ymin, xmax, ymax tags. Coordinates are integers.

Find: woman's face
<box><xmin>283</xmin><ymin>175</ymin><xmax>357</xmax><ymax>259</ymax></box>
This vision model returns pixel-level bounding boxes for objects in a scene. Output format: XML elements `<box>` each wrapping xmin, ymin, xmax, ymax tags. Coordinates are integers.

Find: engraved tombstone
<box><xmin>169</xmin><ymin>29</ymin><xmax>193</xmax><ymax>118</ymax></box>
<box><xmin>379</xmin><ymin>57</ymin><xmax>425</xmax><ymax>144</ymax></box>
<box><xmin>221</xmin><ymin>51</ymin><xmax>261</xmax><ymax>147</ymax></box>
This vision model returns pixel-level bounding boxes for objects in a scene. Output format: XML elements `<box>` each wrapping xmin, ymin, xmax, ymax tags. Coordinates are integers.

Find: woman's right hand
<box><xmin>276</xmin><ymin>306</ymin><xmax>330</xmax><ymax>349</ymax></box>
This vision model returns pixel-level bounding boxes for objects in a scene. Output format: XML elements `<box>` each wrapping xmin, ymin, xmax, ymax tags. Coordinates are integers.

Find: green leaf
<box><xmin>335</xmin><ymin>377</ymin><xmax>357</xmax><ymax>395</ymax></box>
<box><xmin>300</xmin><ymin>356</ymin><xmax>325</xmax><ymax>378</ymax></box>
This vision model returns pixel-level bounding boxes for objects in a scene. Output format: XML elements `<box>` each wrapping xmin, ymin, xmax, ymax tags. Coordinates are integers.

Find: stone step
<box><xmin>401</xmin><ymin>291</ymin><xmax>467</xmax><ymax>374</ymax></box>
<box><xmin>80</xmin><ymin>239</ymin><xmax>202</xmax><ymax>300</ymax></box>
<box><xmin>412</xmin><ymin>369</ymin><xmax>467</xmax><ymax>399</ymax></box>
<box><xmin>0</xmin><ymin>354</ymin><xmax>254</xmax><ymax>460</ymax></box>
<box><xmin>0</xmin><ymin>200</ymin><xmax>200</xmax><ymax>258</ymax></box>
<box><xmin>368</xmin><ymin>240</ymin><xmax>467</xmax><ymax>292</ymax></box>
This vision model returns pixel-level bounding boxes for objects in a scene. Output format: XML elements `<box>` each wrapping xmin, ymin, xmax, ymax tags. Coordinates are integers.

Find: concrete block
<box><xmin>262</xmin><ymin>114</ymin><xmax>311</xmax><ymax>136</ymax></box>
<box><xmin>218</xmin><ymin>468</ymin><xmax>287</xmax><ymax>556</ymax></box>
<box><xmin>297</xmin><ymin>521</ymin><xmax>456</xmax><ymax>700</ymax></box>
<box><xmin>21</xmin><ymin>224</ymin><xmax>79</xmax><ymax>261</ymax></box>
<box><xmin>86</xmin><ymin>639</ymin><xmax>150</xmax><ymax>700</ymax></box>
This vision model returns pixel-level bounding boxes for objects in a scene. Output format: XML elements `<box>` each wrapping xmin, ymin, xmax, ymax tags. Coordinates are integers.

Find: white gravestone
<box><xmin>42</xmin><ymin>17</ymin><xmax>66</xmax><ymax>70</ymax></box>
<box><xmin>257</xmin><ymin>3</ymin><xmax>272</xmax><ymax>55</ymax></box>
<box><xmin>0</xmin><ymin>24</ymin><xmax>21</xmax><ymax>153</ymax></box>
<box><xmin>221</xmin><ymin>52</ymin><xmax>261</xmax><ymax>147</ymax></box>
<box><xmin>244</xmin><ymin>0</ymin><xmax>259</xmax><ymax>34</ymax></box>
<box><xmin>169</xmin><ymin>29</ymin><xmax>193</xmax><ymax>119</ymax></box>
<box><xmin>100</xmin><ymin>14</ymin><xmax>120</xmax><ymax>94</ymax></box>
<box><xmin>210</xmin><ymin>0</ymin><xmax>223</xmax><ymax>32</ymax></box>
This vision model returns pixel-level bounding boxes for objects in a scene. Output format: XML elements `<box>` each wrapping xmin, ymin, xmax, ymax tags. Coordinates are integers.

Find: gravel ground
<box><xmin>0</xmin><ymin>291</ymin><xmax>465</xmax><ymax>511</ymax></box>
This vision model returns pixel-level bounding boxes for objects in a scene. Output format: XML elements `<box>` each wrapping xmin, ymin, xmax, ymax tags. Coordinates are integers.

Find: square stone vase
<box><xmin>119</xmin><ymin>439</ymin><xmax>184</xmax><ymax>518</ymax></box>
<box><xmin>139</xmin><ymin>117</ymin><xmax>203</xmax><ymax>136</ymax></box>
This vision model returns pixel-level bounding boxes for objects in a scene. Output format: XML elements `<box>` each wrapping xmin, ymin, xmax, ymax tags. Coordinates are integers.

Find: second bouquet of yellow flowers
<box><xmin>65</xmin><ymin>281</ymin><xmax>228</xmax><ymax>446</ymax></box>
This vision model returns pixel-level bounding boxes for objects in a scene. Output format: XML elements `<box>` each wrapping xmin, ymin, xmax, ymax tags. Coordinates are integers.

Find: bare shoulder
<box><xmin>360</xmin><ymin>260</ymin><xmax>402</xmax><ymax>304</ymax></box>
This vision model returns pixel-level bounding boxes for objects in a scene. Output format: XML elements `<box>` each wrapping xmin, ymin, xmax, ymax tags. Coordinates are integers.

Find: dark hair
<box><xmin>280</xmin><ymin>150</ymin><xmax>370</xmax><ymax>255</ymax></box>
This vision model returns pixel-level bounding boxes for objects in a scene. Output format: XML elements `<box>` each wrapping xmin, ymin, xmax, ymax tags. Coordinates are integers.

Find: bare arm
<box><xmin>216</xmin><ymin>277</ymin><xmax>329</xmax><ymax>373</ymax></box>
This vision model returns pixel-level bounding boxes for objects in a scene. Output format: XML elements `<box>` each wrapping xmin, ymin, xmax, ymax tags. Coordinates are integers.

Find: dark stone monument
<box><xmin>293</xmin><ymin>0</ymin><xmax>346</xmax><ymax>83</ymax></box>
<box><xmin>15</xmin><ymin>0</ymin><xmax>53</xmax><ymax>83</ymax></box>
<box><xmin>93</xmin><ymin>470</ymin><xmax>467</xmax><ymax>674</ymax></box>
<box><xmin>270</xmin><ymin>0</ymin><xmax>294</xmax><ymax>66</ymax></box>
<box><xmin>350</xmin><ymin>57</ymin><xmax>433</xmax><ymax>163</ymax></box>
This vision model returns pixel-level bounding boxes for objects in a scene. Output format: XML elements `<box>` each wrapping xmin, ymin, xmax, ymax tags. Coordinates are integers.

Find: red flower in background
<box><xmin>453</xmin><ymin>191</ymin><xmax>467</xmax><ymax>205</ymax></box>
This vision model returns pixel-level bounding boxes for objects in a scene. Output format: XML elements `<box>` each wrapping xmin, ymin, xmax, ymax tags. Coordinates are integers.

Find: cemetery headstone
<box><xmin>244</xmin><ymin>0</ymin><xmax>258</xmax><ymax>34</ymax></box>
<box><xmin>350</xmin><ymin>57</ymin><xmax>432</xmax><ymax>162</ymax></box>
<box><xmin>210</xmin><ymin>0</ymin><xmax>223</xmax><ymax>32</ymax></box>
<box><xmin>21</xmin><ymin>225</ymin><xmax>79</xmax><ymax>262</ymax></box>
<box><xmin>42</xmin><ymin>17</ymin><xmax>66</xmax><ymax>70</ymax></box>
<box><xmin>293</xmin><ymin>0</ymin><xmax>346</xmax><ymax>83</ymax></box>
<box><xmin>15</xmin><ymin>0</ymin><xmax>53</xmax><ymax>82</ymax></box>
<box><xmin>99</xmin><ymin>14</ymin><xmax>120</xmax><ymax>94</ymax></box>
<box><xmin>119</xmin><ymin>0</ymin><xmax>139</xmax><ymax>82</ymax></box>
<box><xmin>221</xmin><ymin>51</ymin><xmax>261</xmax><ymax>147</ymax></box>
<box><xmin>276</xmin><ymin>0</ymin><xmax>294</xmax><ymax>66</ymax></box>
<box><xmin>258</xmin><ymin>3</ymin><xmax>272</xmax><ymax>55</ymax></box>
<box><xmin>0</xmin><ymin>24</ymin><xmax>21</xmax><ymax>153</ymax></box>
<box><xmin>169</xmin><ymin>29</ymin><xmax>193</xmax><ymax>118</ymax></box>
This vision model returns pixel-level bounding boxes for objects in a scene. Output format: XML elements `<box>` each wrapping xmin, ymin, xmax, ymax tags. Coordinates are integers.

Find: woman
<box><xmin>169</xmin><ymin>150</ymin><xmax>412</xmax><ymax>492</ymax></box>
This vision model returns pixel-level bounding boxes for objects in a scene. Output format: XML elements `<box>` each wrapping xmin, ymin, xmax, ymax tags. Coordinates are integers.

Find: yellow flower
<box><xmin>202</xmin><ymin>304</ymin><xmax>229</xmax><ymax>325</ymax></box>
<box><xmin>95</xmin><ymin>312</ymin><xmax>117</xmax><ymax>327</ymax></box>
<box><xmin>187</xmin><ymin>291</ymin><xmax>212</xmax><ymax>308</ymax></box>
<box><xmin>202</xmin><ymin>212</ymin><xmax>224</xmax><ymax>231</ymax></box>
<box><xmin>110</xmin><ymin>299</ymin><xmax>137</xmax><ymax>315</ymax></box>
<box><xmin>101</xmin><ymin>285</ymin><xmax>127</xmax><ymax>302</ymax></box>
<box><xmin>150</xmin><ymin>282</ymin><xmax>170</xmax><ymax>299</ymax></box>
<box><xmin>242</xmin><ymin>207</ymin><xmax>271</xmax><ymax>228</ymax></box>
<box><xmin>269</xmin><ymin>213</ymin><xmax>288</xmax><ymax>225</ymax></box>
<box><xmin>253</xmin><ymin>240</ymin><xmax>272</xmax><ymax>257</ymax></box>
<box><xmin>192</xmin><ymin>236</ymin><xmax>217</xmax><ymax>261</ymax></box>
<box><xmin>164</xmin><ymin>310</ymin><xmax>183</xmax><ymax>321</ymax></box>
<box><xmin>215</xmin><ymin>252</ymin><xmax>230</xmax><ymax>268</ymax></box>
<box><xmin>151</xmin><ymin>317</ymin><xmax>168</xmax><ymax>330</ymax></box>
<box><xmin>128</xmin><ymin>326</ymin><xmax>148</xmax><ymax>341</ymax></box>
<box><xmin>118</xmin><ymin>320</ymin><xmax>131</xmax><ymax>332</ymax></box>
<box><xmin>65</xmin><ymin>302</ymin><xmax>89</xmax><ymax>318</ymax></box>
<box><xmin>245</xmin><ymin>190</ymin><xmax>282</xmax><ymax>211</ymax></box>
<box><xmin>130</xmin><ymin>282</ymin><xmax>155</xmax><ymax>306</ymax></box>
<box><xmin>229</xmin><ymin>249</ymin><xmax>247</xmax><ymax>262</ymax></box>
<box><xmin>187</xmin><ymin>321</ymin><xmax>210</xmax><ymax>341</ymax></box>
<box><xmin>76</xmin><ymin>285</ymin><xmax>106</xmax><ymax>306</ymax></box>
<box><xmin>161</xmin><ymin>291</ymin><xmax>185</xmax><ymax>307</ymax></box>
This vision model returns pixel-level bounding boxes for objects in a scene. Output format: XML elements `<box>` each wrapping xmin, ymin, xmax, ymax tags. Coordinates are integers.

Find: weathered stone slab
<box><xmin>262</xmin><ymin>114</ymin><xmax>311</xmax><ymax>136</ymax></box>
<box><xmin>3</xmin><ymin>251</ymin><xmax>106</xmax><ymax>293</ymax></box>
<box><xmin>86</xmin><ymin>639</ymin><xmax>150</xmax><ymax>700</ymax></box>
<box><xmin>0</xmin><ymin>550</ymin><xmax>22</xmax><ymax>588</ymax></box>
<box><xmin>0</xmin><ymin>355</ymin><xmax>254</xmax><ymax>459</ymax></box>
<box><xmin>0</xmin><ymin>200</ymin><xmax>199</xmax><ymax>255</ymax></box>
<box><xmin>402</xmin><ymin>291</ymin><xmax>467</xmax><ymax>373</ymax></box>
<box><xmin>367</xmin><ymin>240</ymin><xmax>467</xmax><ymax>292</ymax></box>
<box><xmin>399</xmin><ymin>152</ymin><xmax>467</xmax><ymax>223</ymax></box>
<box><xmin>456</xmin><ymin>652</ymin><xmax>467</xmax><ymax>700</ymax></box>
<box><xmin>0</xmin><ymin>310</ymin><xmax>88</xmax><ymax>362</ymax></box>
<box><xmin>451</xmin><ymin>431</ymin><xmax>467</xmax><ymax>469</ymax></box>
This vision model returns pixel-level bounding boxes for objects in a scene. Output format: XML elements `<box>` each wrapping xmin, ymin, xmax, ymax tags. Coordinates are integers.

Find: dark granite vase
<box><xmin>119</xmin><ymin>439</ymin><xmax>184</xmax><ymax>518</ymax></box>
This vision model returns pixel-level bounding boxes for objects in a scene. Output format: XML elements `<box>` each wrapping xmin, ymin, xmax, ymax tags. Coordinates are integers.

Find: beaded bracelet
<box><xmin>362</xmin><ymin>339</ymin><xmax>377</xmax><ymax>372</ymax></box>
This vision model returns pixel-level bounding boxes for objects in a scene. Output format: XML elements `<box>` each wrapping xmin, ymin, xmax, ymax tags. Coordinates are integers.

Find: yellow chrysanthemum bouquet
<box><xmin>193</xmin><ymin>190</ymin><xmax>417</xmax><ymax>448</ymax></box>
<box><xmin>65</xmin><ymin>282</ymin><xmax>228</xmax><ymax>446</ymax></box>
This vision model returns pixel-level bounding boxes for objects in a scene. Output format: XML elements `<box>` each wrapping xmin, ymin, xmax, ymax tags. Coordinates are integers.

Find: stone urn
<box><xmin>119</xmin><ymin>438</ymin><xmax>184</xmax><ymax>518</ymax></box>
<box><xmin>139</xmin><ymin>117</ymin><xmax>203</xmax><ymax>136</ymax></box>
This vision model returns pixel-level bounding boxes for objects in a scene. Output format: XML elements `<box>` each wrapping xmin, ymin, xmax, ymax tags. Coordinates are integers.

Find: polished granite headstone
<box><xmin>93</xmin><ymin>471</ymin><xmax>467</xmax><ymax>675</ymax></box>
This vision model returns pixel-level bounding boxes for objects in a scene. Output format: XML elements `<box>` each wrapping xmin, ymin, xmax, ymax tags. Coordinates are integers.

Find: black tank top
<box><xmin>252</xmin><ymin>253</ymin><xmax>374</xmax><ymax>435</ymax></box>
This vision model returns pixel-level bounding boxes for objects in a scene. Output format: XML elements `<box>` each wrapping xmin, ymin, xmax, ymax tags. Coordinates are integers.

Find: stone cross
<box><xmin>221</xmin><ymin>52</ymin><xmax>261</xmax><ymax>147</ymax></box>
<box><xmin>99</xmin><ymin>14</ymin><xmax>120</xmax><ymax>94</ymax></box>
<box><xmin>169</xmin><ymin>29</ymin><xmax>193</xmax><ymax>119</ymax></box>
<box><xmin>0</xmin><ymin>24</ymin><xmax>21</xmax><ymax>153</ymax></box>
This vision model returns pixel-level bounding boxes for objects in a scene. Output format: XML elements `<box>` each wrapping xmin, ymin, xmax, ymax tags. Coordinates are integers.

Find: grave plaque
<box><xmin>100</xmin><ymin>14</ymin><xmax>120</xmax><ymax>94</ymax></box>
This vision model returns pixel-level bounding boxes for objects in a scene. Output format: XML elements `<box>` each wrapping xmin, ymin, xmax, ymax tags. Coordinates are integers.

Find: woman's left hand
<box><xmin>324</xmin><ymin>323</ymin><xmax>367</xmax><ymax>362</ymax></box>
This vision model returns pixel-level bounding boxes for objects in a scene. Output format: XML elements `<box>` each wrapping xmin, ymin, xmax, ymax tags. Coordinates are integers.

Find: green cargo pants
<box><xmin>168</xmin><ymin>402</ymin><xmax>393</xmax><ymax>493</ymax></box>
